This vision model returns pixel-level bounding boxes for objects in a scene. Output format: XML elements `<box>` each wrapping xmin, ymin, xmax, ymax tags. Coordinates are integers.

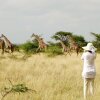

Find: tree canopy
<box><xmin>91</xmin><ymin>32</ymin><xmax>100</xmax><ymax>50</ymax></box>
<box><xmin>52</xmin><ymin>31</ymin><xmax>72</xmax><ymax>41</ymax></box>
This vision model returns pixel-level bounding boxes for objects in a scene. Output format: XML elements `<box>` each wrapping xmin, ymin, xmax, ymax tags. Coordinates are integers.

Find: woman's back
<box><xmin>82</xmin><ymin>52</ymin><xmax>96</xmax><ymax>67</ymax></box>
<box><xmin>81</xmin><ymin>51</ymin><xmax>96</xmax><ymax>78</ymax></box>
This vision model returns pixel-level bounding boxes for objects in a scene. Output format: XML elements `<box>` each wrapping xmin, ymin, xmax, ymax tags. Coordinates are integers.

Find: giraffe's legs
<box><xmin>76</xmin><ymin>47</ymin><xmax>80</xmax><ymax>56</ymax></box>
<box><xmin>1</xmin><ymin>48</ymin><xmax>4</xmax><ymax>54</ymax></box>
<box><xmin>36</xmin><ymin>47</ymin><xmax>40</xmax><ymax>52</ymax></box>
<box><xmin>66</xmin><ymin>49</ymin><xmax>71</xmax><ymax>56</ymax></box>
<box><xmin>1</xmin><ymin>45</ymin><xmax>4</xmax><ymax>54</ymax></box>
<box><xmin>68</xmin><ymin>51</ymin><xmax>71</xmax><ymax>56</ymax></box>
<box><xmin>44</xmin><ymin>45</ymin><xmax>47</xmax><ymax>52</ymax></box>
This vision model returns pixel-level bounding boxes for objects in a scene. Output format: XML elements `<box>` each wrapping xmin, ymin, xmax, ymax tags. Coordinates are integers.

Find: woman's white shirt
<box><xmin>81</xmin><ymin>52</ymin><xmax>96</xmax><ymax>78</ymax></box>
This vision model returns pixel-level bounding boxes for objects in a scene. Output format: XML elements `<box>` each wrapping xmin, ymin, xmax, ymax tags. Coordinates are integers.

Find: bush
<box><xmin>92</xmin><ymin>41</ymin><xmax>100</xmax><ymax>53</ymax></box>
<box><xmin>19</xmin><ymin>41</ymin><xmax>38</xmax><ymax>54</ymax></box>
<box><xmin>46</xmin><ymin>45</ymin><xmax>63</xmax><ymax>57</ymax></box>
<box><xmin>13</xmin><ymin>44</ymin><xmax>20</xmax><ymax>52</ymax></box>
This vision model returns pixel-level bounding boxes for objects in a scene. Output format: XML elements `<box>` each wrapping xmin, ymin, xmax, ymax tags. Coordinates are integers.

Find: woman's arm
<box><xmin>94</xmin><ymin>52</ymin><xmax>96</xmax><ymax>59</ymax></box>
<box><xmin>81</xmin><ymin>53</ymin><xmax>85</xmax><ymax>60</ymax></box>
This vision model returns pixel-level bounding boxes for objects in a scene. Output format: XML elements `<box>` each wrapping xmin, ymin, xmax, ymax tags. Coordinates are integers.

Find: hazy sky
<box><xmin>0</xmin><ymin>0</ymin><xmax>100</xmax><ymax>43</ymax></box>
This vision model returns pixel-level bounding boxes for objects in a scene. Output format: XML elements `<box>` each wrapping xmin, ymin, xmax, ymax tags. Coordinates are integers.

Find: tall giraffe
<box><xmin>0</xmin><ymin>34</ymin><xmax>14</xmax><ymax>53</ymax></box>
<box><xmin>60</xmin><ymin>40</ymin><xmax>71</xmax><ymax>55</ymax></box>
<box><xmin>0</xmin><ymin>39</ymin><xmax>5</xmax><ymax>54</ymax></box>
<box><xmin>66</xmin><ymin>35</ymin><xmax>80</xmax><ymax>56</ymax></box>
<box><xmin>31</xmin><ymin>33</ymin><xmax>47</xmax><ymax>52</ymax></box>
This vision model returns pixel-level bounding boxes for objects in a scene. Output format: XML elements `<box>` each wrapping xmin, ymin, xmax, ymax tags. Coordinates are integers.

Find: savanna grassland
<box><xmin>0</xmin><ymin>52</ymin><xmax>99</xmax><ymax>100</ymax></box>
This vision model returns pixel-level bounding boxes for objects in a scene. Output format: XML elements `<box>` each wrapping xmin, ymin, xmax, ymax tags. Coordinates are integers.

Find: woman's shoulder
<box><xmin>81</xmin><ymin>52</ymin><xmax>90</xmax><ymax>58</ymax></box>
<box><xmin>81</xmin><ymin>52</ymin><xmax>86</xmax><ymax>60</ymax></box>
<box><xmin>82</xmin><ymin>52</ymin><xmax>87</xmax><ymax>56</ymax></box>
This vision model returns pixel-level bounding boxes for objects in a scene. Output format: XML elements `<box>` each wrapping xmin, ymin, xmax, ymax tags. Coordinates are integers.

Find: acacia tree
<box><xmin>52</xmin><ymin>31</ymin><xmax>72</xmax><ymax>40</ymax></box>
<box><xmin>91</xmin><ymin>32</ymin><xmax>100</xmax><ymax>50</ymax></box>
<box><xmin>52</xmin><ymin>31</ymin><xmax>72</xmax><ymax>46</ymax></box>
<box><xmin>72</xmin><ymin>35</ymin><xmax>87</xmax><ymax>47</ymax></box>
<box><xmin>52</xmin><ymin>31</ymin><xmax>86</xmax><ymax>46</ymax></box>
<box><xmin>91</xmin><ymin>32</ymin><xmax>100</xmax><ymax>41</ymax></box>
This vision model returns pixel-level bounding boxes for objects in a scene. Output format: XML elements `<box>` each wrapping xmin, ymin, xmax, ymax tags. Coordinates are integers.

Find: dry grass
<box><xmin>0</xmin><ymin>52</ymin><xmax>99</xmax><ymax>100</ymax></box>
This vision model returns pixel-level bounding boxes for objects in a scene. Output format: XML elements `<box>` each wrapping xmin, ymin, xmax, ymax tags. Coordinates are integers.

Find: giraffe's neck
<box><xmin>33</xmin><ymin>35</ymin><xmax>40</xmax><ymax>43</ymax></box>
<box><xmin>32</xmin><ymin>34</ymin><xmax>46</xmax><ymax>47</ymax></box>
<box><xmin>67</xmin><ymin>37</ymin><xmax>76</xmax><ymax>47</ymax></box>
<box><xmin>60</xmin><ymin>41</ymin><xmax>66</xmax><ymax>48</ymax></box>
<box><xmin>1</xmin><ymin>36</ymin><xmax>12</xmax><ymax>48</ymax></box>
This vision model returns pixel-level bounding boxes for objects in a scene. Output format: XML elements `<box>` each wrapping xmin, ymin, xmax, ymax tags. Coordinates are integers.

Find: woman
<box><xmin>81</xmin><ymin>43</ymin><xmax>97</xmax><ymax>99</ymax></box>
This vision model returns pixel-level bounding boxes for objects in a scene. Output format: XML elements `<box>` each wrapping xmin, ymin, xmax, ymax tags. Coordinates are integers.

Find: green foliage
<box><xmin>3</xmin><ymin>84</ymin><xmax>29</xmax><ymax>93</ymax></box>
<box><xmin>12</xmin><ymin>84</ymin><xmax>29</xmax><ymax>93</ymax></box>
<box><xmin>52</xmin><ymin>31</ymin><xmax>87</xmax><ymax>52</ymax></box>
<box><xmin>1</xmin><ymin>80</ymin><xmax>36</xmax><ymax>100</ymax></box>
<box><xmin>91</xmin><ymin>32</ymin><xmax>100</xmax><ymax>51</ymax></box>
<box><xmin>73</xmin><ymin>35</ymin><xmax>87</xmax><ymax>47</ymax></box>
<box><xmin>91</xmin><ymin>32</ymin><xmax>100</xmax><ymax>41</ymax></box>
<box><xmin>48</xmin><ymin>41</ymin><xmax>60</xmax><ymax>47</ymax></box>
<box><xmin>13</xmin><ymin>44</ymin><xmax>20</xmax><ymax>52</ymax></box>
<box><xmin>13</xmin><ymin>31</ymin><xmax>99</xmax><ymax>54</ymax></box>
<box><xmin>52</xmin><ymin>31</ymin><xmax>73</xmax><ymax>47</ymax></box>
<box><xmin>52</xmin><ymin>31</ymin><xmax>72</xmax><ymax>41</ymax></box>
<box><xmin>46</xmin><ymin>45</ymin><xmax>63</xmax><ymax>57</ymax></box>
<box><xmin>92</xmin><ymin>41</ymin><xmax>100</xmax><ymax>52</ymax></box>
<box><xmin>19</xmin><ymin>41</ymin><xmax>38</xmax><ymax>53</ymax></box>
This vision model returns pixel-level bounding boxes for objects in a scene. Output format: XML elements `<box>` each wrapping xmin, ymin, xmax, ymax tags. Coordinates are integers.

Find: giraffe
<box><xmin>31</xmin><ymin>33</ymin><xmax>47</xmax><ymax>52</ymax></box>
<box><xmin>0</xmin><ymin>39</ymin><xmax>5</xmax><ymax>54</ymax></box>
<box><xmin>0</xmin><ymin>34</ymin><xmax>14</xmax><ymax>53</ymax></box>
<box><xmin>59</xmin><ymin>40</ymin><xmax>71</xmax><ymax>55</ymax></box>
<box><xmin>66</xmin><ymin>35</ymin><xmax>80</xmax><ymax>56</ymax></box>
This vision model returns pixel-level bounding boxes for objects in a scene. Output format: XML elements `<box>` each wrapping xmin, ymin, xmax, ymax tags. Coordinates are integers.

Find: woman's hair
<box><xmin>85</xmin><ymin>50</ymin><xmax>92</xmax><ymax>53</ymax></box>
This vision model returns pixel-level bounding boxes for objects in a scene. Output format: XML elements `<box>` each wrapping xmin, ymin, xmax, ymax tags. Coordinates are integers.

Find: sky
<box><xmin>0</xmin><ymin>0</ymin><xmax>100</xmax><ymax>43</ymax></box>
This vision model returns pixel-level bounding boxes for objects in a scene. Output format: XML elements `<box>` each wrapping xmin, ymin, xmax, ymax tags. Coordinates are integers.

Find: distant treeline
<box><xmin>14</xmin><ymin>32</ymin><xmax>100</xmax><ymax>56</ymax></box>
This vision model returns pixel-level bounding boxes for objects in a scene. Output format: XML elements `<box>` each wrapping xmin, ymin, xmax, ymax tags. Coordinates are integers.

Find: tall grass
<box><xmin>0</xmin><ymin>52</ymin><xmax>99</xmax><ymax>100</ymax></box>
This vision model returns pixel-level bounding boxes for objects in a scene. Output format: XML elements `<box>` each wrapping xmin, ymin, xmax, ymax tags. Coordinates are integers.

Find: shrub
<box><xmin>46</xmin><ymin>45</ymin><xmax>63</xmax><ymax>57</ymax></box>
<box><xmin>19</xmin><ymin>41</ymin><xmax>38</xmax><ymax>54</ymax></box>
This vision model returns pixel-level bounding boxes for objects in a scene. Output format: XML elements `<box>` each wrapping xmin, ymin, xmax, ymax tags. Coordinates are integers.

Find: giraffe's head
<box><xmin>31</xmin><ymin>33</ymin><xmax>35</xmax><ymax>38</ymax></box>
<box><xmin>40</xmin><ymin>38</ymin><xmax>43</xmax><ymax>40</ymax></box>
<box><xmin>0</xmin><ymin>34</ymin><xmax>5</xmax><ymax>39</ymax></box>
<box><xmin>1</xmin><ymin>34</ymin><xmax>5</xmax><ymax>37</ymax></box>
